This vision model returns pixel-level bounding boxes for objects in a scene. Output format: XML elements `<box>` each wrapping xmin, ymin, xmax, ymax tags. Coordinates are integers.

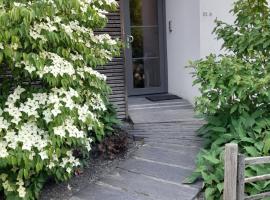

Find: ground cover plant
<box><xmin>186</xmin><ymin>0</ymin><xmax>270</xmax><ymax>199</ymax></box>
<box><xmin>0</xmin><ymin>0</ymin><xmax>121</xmax><ymax>199</ymax></box>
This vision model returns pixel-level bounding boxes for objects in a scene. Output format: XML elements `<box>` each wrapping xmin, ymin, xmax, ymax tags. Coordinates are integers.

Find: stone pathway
<box><xmin>71</xmin><ymin>97</ymin><xmax>204</xmax><ymax>200</ymax></box>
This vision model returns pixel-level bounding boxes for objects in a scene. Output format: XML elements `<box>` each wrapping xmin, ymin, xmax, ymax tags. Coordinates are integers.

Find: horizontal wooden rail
<box><xmin>245</xmin><ymin>174</ymin><xmax>270</xmax><ymax>183</ymax></box>
<box><xmin>244</xmin><ymin>191</ymin><xmax>270</xmax><ymax>200</ymax></box>
<box><xmin>245</xmin><ymin>156</ymin><xmax>270</xmax><ymax>165</ymax></box>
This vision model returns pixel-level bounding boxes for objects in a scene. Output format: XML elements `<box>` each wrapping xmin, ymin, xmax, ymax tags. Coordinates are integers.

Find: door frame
<box><xmin>123</xmin><ymin>0</ymin><xmax>168</xmax><ymax>96</ymax></box>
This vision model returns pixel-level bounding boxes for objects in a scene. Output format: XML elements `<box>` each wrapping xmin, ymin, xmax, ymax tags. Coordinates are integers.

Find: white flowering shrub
<box><xmin>0</xmin><ymin>0</ymin><xmax>120</xmax><ymax>199</ymax></box>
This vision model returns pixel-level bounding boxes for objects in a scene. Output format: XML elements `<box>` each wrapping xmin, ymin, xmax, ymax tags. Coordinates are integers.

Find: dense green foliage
<box><xmin>0</xmin><ymin>0</ymin><xmax>121</xmax><ymax>199</ymax></box>
<box><xmin>187</xmin><ymin>0</ymin><xmax>270</xmax><ymax>199</ymax></box>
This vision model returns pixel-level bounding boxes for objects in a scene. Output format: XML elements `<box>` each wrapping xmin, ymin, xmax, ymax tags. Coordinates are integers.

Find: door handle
<box><xmin>126</xmin><ymin>35</ymin><xmax>134</xmax><ymax>48</ymax></box>
<box><xmin>127</xmin><ymin>35</ymin><xmax>134</xmax><ymax>43</ymax></box>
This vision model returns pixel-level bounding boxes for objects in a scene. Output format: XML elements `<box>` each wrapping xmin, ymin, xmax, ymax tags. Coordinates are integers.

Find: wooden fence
<box><xmin>224</xmin><ymin>143</ymin><xmax>270</xmax><ymax>200</ymax></box>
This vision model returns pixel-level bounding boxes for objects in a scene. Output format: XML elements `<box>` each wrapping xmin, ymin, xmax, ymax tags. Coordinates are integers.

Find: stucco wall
<box><xmin>200</xmin><ymin>0</ymin><xmax>235</xmax><ymax>57</ymax></box>
<box><xmin>166</xmin><ymin>0</ymin><xmax>234</xmax><ymax>104</ymax></box>
<box><xmin>165</xmin><ymin>0</ymin><xmax>200</xmax><ymax>104</ymax></box>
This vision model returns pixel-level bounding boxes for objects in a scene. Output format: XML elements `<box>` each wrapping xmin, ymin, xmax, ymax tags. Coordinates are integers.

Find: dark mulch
<box><xmin>195</xmin><ymin>192</ymin><xmax>204</xmax><ymax>200</ymax></box>
<box><xmin>91</xmin><ymin>129</ymin><xmax>129</xmax><ymax>160</ymax></box>
<box><xmin>40</xmin><ymin>125</ymin><xmax>142</xmax><ymax>200</ymax></box>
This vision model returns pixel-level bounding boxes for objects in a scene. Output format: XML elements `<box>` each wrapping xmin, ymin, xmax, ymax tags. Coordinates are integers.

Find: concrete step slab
<box><xmin>134</xmin><ymin>146</ymin><xmax>198</xmax><ymax>170</ymax></box>
<box><xmin>118</xmin><ymin>157</ymin><xmax>201</xmax><ymax>188</ymax></box>
<box><xmin>70</xmin><ymin>181</ymin><xmax>154</xmax><ymax>200</ymax></box>
<box><xmin>146</xmin><ymin>142</ymin><xmax>202</xmax><ymax>152</ymax></box>
<box><xmin>129</xmin><ymin>109</ymin><xmax>198</xmax><ymax>124</ymax></box>
<box><xmin>142</xmin><ymin>139</ymin><xmax>204</xmax><ymax>147</ymax></box>
<box><xmin>95</xmin><ymin>169</ymin><xmax>199</xmax><ymax>200</ymax></box>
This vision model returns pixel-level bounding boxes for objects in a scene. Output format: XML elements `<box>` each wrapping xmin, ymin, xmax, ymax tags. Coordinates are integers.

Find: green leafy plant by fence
<box><xmin>186</xmin><ymin>0</ymin><xmax>270</xmax><ymax>199</ymax></box>
<box><xmin>0</xmin><ymin>0</ymin><xmax>121</xmax><ymax>199</ymax></box>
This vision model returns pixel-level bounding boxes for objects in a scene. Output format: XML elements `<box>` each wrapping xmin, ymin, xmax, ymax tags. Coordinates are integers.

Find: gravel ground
<box><xmin>40</xmin><ymin>123</ymin><xmax>143</xmax><ymax>200</ymax></box>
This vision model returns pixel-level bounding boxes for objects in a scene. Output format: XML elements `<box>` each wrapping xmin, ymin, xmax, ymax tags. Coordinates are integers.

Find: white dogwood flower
<box><xmin>0</xmin><ymin>142</ymin><xmax>8</xmax><ymax>158</ymax></box>
<box><xmin>39</xmin><ymin>151</ymin><xmax>48</xmax><ymax>160</ymax></box>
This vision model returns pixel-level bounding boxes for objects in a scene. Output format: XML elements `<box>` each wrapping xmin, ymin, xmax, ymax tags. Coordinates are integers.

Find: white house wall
<box><xmin>200</xmin><ymin>0</ymin><xmax>235</xmax><ymax>57</ymax></box>
<box><xmin>166</xmin><ymin>0</ymin><xmax>234</xmax><ymax>104</ymax></box>
<box><xmin>165</xmin><ymin>0</ymin><xmax>200</xmax><ymax>104</ymax></box>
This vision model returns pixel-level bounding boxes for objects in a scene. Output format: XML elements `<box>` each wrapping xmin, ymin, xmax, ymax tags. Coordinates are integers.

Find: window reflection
<box><xmin>130</xmin><ymin>0</ymin><xmax>158</xmax><ymax>26</ymax></box>
<box><xmin>131</xmin><ymin>27</ymin><xmax>159</xmax><ymax>58</ymax></box>
<box><xmin>129</xmin><ymin>0</ymin><xmax>161</xmax><ymax>89</ymax></box>
<box><xmin>133</xmin><ymin>59</ymin><xmax>161</xmax><ymax>88</ymax></box>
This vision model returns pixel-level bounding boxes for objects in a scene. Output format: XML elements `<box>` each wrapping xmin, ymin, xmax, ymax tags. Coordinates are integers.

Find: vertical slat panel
<box><xmin>0</xmin><ymin>0</ymin><xmax>128</xmax><ymax>120</ymax></box>
<box><xmin>97</xmin><ymin>0</ymin><xmax>127</xmax><ymax>120</ymax></box>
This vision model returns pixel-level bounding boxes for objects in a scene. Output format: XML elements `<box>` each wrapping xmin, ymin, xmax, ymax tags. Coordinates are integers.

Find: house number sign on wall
<box><xmin>203</xmin><ymin>12</ymin><xmax>213</xmax><ymax>17</ymax></box>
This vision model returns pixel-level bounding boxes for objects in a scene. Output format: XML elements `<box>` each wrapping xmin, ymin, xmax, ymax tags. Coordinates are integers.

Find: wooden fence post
<box><xmin>237</xmin><ymin>154</ymin><xmax>245</xmax><ymax>200</ymax></box>
<box><xmin>224</xmin><ymin>143</ymin><xmax>238</xmax><ymax>200</ymax></box>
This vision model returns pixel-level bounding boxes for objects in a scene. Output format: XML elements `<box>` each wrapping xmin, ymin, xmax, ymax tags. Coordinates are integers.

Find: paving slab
<box><xmin>70</xmin><ymin>97</ymin><xmax>203</xmax><ymax>200</ymax></box>
<box><xmin>129</xmin><ymin>130</ymin><xmax>200</xmax><ymax>136</ymax></box>
<box><xmin>129</xmin><ymin>105</ymin><xmax>194</xmax><ymax>111</ymax></box>
<box><xmin>128</xmin><ymin>97</ymin><xmax>189</xmax><ymax>106</ymax></box>
<box><xmin>118</xmin><ymin>157</ymin><xmax>199</xmax><ymax>186</ymax></box>
<box><xmin>134</xmin><ymin>146</ymin><xmax>197</xmax><ymax>169</ymax></box>
<box><xmin>129</xmin><ymin>109</ymin><xmax>198</xmax><ymax>124</ymax></box>
<box><xmin>94</xmin><ymin>169</ymin><xmax>199</xmax><ymax>200</ymax></box>
<box><xmin>143</xmin><ymin>139</ymin><xmax>203</xmax><ymax>147</ymax></box>
<box><xmin>146</xmin><ymin>142</ymin><xmax>201</xmax><ymax>152</ymax></box>
<box><xmin>133</xmin><ymin>134</ymin><xmax>202</xmax><ymax>141</ymax></box>
<box><xmin>70</xmin><ymin>181</ymin><xmax>154</xmax><ymax>200</ymax></box>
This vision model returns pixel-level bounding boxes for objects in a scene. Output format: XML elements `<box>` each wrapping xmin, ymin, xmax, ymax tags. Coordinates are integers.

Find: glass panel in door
<box><xmin>129</xmin><ymin>0</ymin><xmax>162</xmax><ymax>90</ymax></box>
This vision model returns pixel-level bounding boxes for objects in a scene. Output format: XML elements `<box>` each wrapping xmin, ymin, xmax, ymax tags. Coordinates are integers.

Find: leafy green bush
<box><xmin>187</xmin><ymin>0</ymin><xmax>270</xmax><ymax>199</ymax></box>
<box><xmin>0</xmin><ymin>0</ymin><xmax>120</xmax><ymax>199</ymax></box>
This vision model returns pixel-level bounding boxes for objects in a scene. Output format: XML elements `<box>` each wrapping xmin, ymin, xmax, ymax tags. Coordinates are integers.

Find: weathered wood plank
<box><xmin>245</xmin><ymin>156</ymin><xmax>270</xmax><ymax>165</ymax></box>
<box><xmin>97</xmin><ymin>0</ymin><xmax>127</xmax><ymax>119</ymax></box>
<box><xmin>224</xmin><ymin>147</ymin><xmax>270</xmax><ymax>199</ymax></box>
<box><xmin>98</xmin><ymin>68</ymin><xmax>124</xmax><ymax>73</ymax></box>
<box><xmin>245</xmin><ymin>192</ymin><xmax>270</xmax><ymax>200</ymax></box>
<box><xmin>237</xmin><ymin>154</ymin><xmax>245</xmax><ymax>200</ymax></box>
<box><xmin>224</xmin><ymin>143</ymin><xmax>238</xmax><ymax>200</ymax></box>
<box><xmin>245</xmin><ymin>174</ymin><xmax>270</xmax><ymax>183</ymax></box>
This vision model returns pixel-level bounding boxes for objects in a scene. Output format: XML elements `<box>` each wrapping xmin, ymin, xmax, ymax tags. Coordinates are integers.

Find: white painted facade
<box><xmin>165</xmin><ymin>0</ymin><xmax>235</xmax><ymax>104</ymax></box>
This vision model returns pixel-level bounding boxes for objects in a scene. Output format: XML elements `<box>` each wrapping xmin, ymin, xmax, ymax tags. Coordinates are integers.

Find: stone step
<box><xmin>134</xmin><ymin>146</ymin><xmax>198</xmax><ymax>170</ymax></box>
<box><xmin>146</xmin><ymin>142</ymin><xmax>202</xmax><ymax>151</ymax></box>
<box><xmin>133</xmin><ymin>122</ymin><xmax>205</xmax><ymax>128</ymax></box>
<box><xmin>94</xmin><ymin>169</ymin><xmax>199</xmax><ymax>200</ymax></box>
<box><xmin>70</xmin><ymin>181</ymin><xmax>155</xmax><ymax>200</ymax></box>
<box><xmin>70</xmin><ymin>97</ymin><xmax>203</xmax><ymax>200</ymax></box>
<box><xmin>130</xmin><ymin>132</ymin><xmax>200</xmax><ymax>138</ymax></box>
<box><xmin>118</xmin><ymin>157</ymin><xmax>201</xmax><ymax>188</ymax></box>
<box><xmin>129</xmin><ymin>104</ymin><xmax>193</xmax><ymax>111</ymax></box>
<box><xmin>142</xmin><ymin>139</ymin><xmax>204</xmax><ymax>147</ymax></box>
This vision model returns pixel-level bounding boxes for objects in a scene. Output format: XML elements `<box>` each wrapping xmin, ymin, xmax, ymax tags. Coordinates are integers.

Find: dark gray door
<box><xmin>124</xmin><ymin>0</ymin><xmax>167</xmax><ymax>96</ymax></box>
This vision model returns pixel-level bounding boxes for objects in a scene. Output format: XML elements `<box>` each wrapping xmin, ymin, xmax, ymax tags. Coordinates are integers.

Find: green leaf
<box><xmin>217</xmin><ymin>182</ymin><xmax>224</xmax><ymax>193</ymax></box>
<box><xmin>211</xmin><ymin>127</ymin><xmax>227</xmax><ymax>133</ymax></box>
<box><xmin>205</xmin><ymin>187</ymin><xmax>217</xmax><ymax>200</ymax></box>
<box><xmin>263</xmin><ymin>136</ymin><xmax>270</xmax><ymax>154</ymax></box>
<box><xmin>244</xmin><ymin>146</ymin><xmax>259</xmax><ymax>157</ymax></box>
<box><xmin>240</xmin><ymin>137</ymin><xmax>255</xmax><ymax>143</ymax></box>
<box><xmin>230</xmin><ymin>104</ymin><xmax>238</xmax><ymax>114</ymax></box>
<box><xmin>203</xmin><ymin>154</ymin><xmax>220</xmax><ymax>165</ymax></box>
<box><xmin>183</xmin><ymin>172</ymin><xmax>201</xmax><ymax>184</ymax></box>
